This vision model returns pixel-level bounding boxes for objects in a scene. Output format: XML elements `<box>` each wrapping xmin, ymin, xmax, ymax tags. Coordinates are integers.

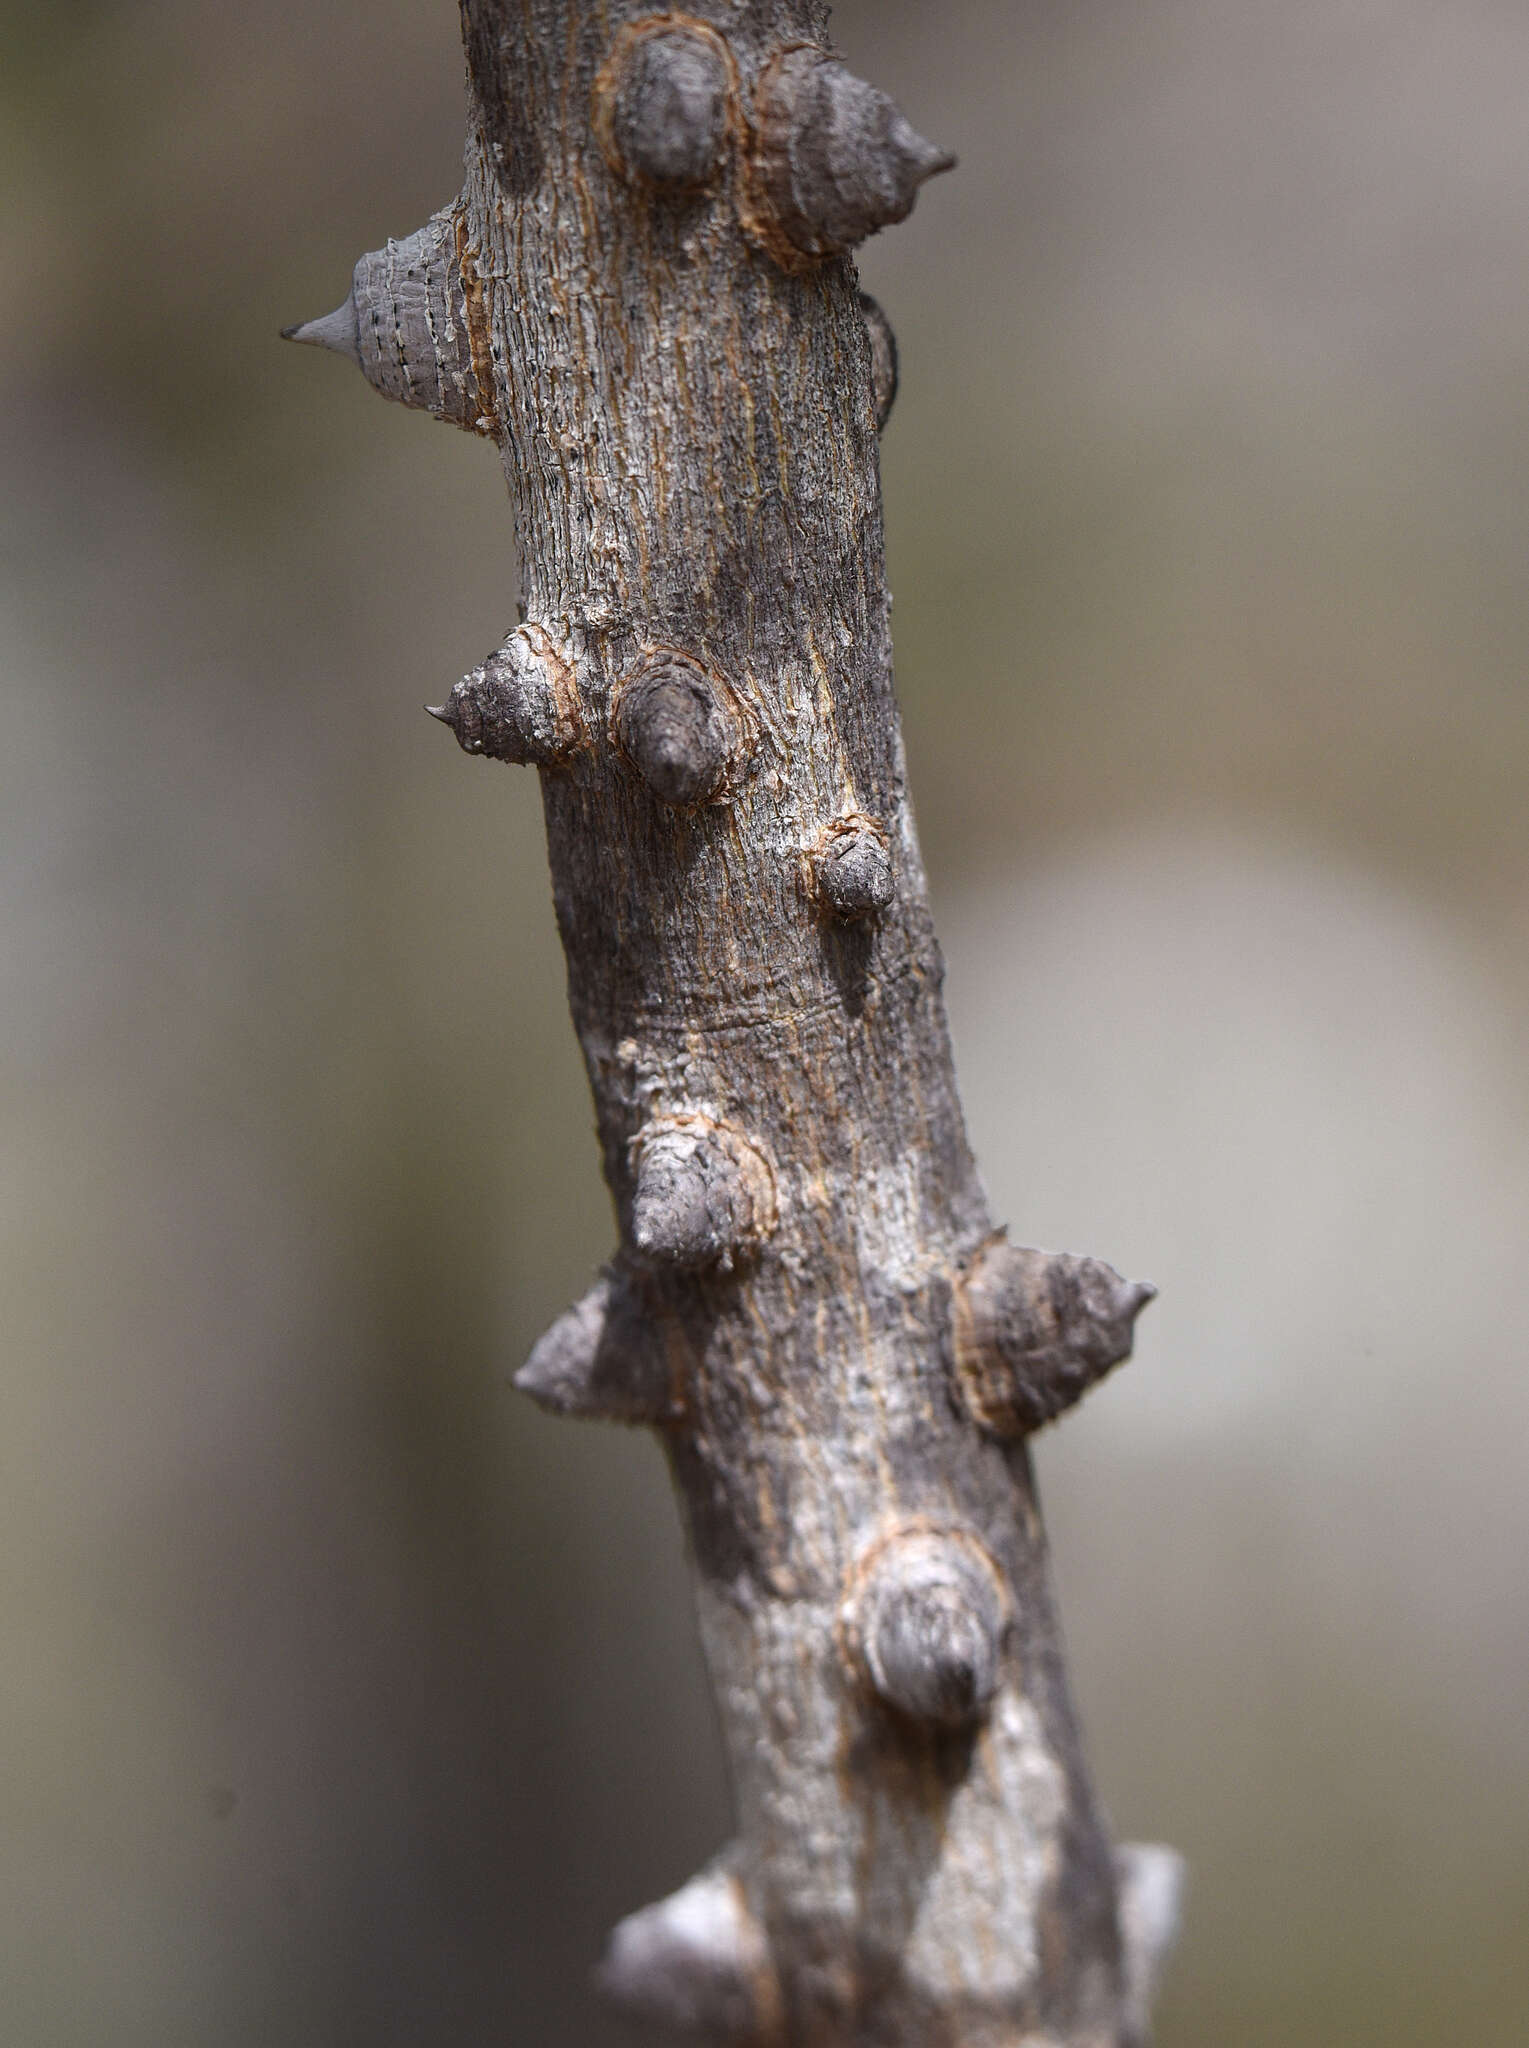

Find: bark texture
<box><xmin>290</xmin><ymin>5</ymin><xmax>1182</xmax><ymax>2042</ymax></box>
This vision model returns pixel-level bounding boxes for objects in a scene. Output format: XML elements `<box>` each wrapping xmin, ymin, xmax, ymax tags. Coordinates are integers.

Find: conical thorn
<box><xmin>281</xmin><ymin>297</ymin><xmax>361</xmax><ymax>365</ymax></box>
<box><xmin>1122</xmin><ymin>1278</ymin><xmax>1159</xmax><ymax>1318</ymax></box>
<box><xmin>746</xmin><ymin>51</ymin><xmax>957</xmax><ymax>267</ymax></box>
<box><xmin>951</xmin><ymin>1236</ymin><xmax>1152</xmax><ymax>1438</ymax></box>
<box><xmin>514</xmin><ymin>1270</ymin><xmax>674</xmax><ymax>1425</ymax></box>
<box><xmin>904</xmin><ymin>134</ymin><xmax>957</xmax><ymax>182</ymax></box>
<box><xmin>1116</xmin><ymin>1841</ymin><xmax>1186</xmax><ymax>2045</ymax></box>
<box><xmin>598</xmin><ymin>1856</ymin><xmax>776</xmax><ymax>2039</ymax></box>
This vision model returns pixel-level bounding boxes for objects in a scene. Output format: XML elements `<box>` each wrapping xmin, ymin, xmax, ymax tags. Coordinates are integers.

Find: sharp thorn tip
<box><xmin>283</xmin><ymin>299</ymin><xmax>361</xmax><ymax>363</ymax></box>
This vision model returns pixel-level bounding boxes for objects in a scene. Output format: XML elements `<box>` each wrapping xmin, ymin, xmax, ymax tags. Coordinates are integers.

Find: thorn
<box><xmin>951</xmin><ymin>1236</ymin><xmax>1151</xmax><ymax>1438</ymax></box>
<box><xmin>514</xmin><ymin>1270</ymin><xmax>673</xmax><ymax>1425</ymax></box>
<box><xmin>1116</xmin><ymin>1842</ymin><xmax>1187</xmax><ymax>2046</ymax></box>
<box><xmin>289</xmin><ymin>208</ymin><xmax>498</xmax><ymax>437</ymax></box>
<box><xmin>632</xmin><ymin>1139</ymin><xmax>719</xmax><ymax>1267</ymax></box>
<box><xmin>280</xmin><ymin>297</ymin><xmax>361</xmax><ymax>364</ymax></box>
<box><xmin>428</xmin><ymin>627</ymin><xmax>583</xmax><ymax>766</ymax></box>
<box><xmin>748</xmin><ymin>49</ymin><xmax>955</xmax><ymax>266</ymax></box>
<box><xmin>598</xmin><ymin>1857</ymin><xmax>775</xmax><ymax>2040</ymax></box>
<box><xmin>896</xmin><ymin>123</ymin><xmax>957</xmax><ymax>183</ymax></box>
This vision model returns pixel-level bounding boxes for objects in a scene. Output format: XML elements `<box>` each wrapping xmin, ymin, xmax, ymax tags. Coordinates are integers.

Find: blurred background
<box><xmin>3</xmin><ymin>0</ymin><xmax>1527</xmax><ymax>2041</ymax></box>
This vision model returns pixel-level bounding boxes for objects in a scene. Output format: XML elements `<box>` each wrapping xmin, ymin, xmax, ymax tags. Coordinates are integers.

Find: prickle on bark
<box><xmin>598</xmin><ymin>1857</ymin><xmax>779</xmax><ymax>2043</ymax></box>
<box><xmin>514</xmin><ymin>1268</ymin><xmax>676</xmax><ymax>1425</ymax></box>
<box><xmin>746</xmin><ymin>46</ymin><xmax>954</xmax><ymax>268</ymax></box>
<box><xmin>283</xmin><ymin>204</ymin><xmax>497</xmax><ymax>436</ymax></box>
<box><xmin>1117</xmin><ymin>1842</ymin><xmax>1188</xmax><ymax>2048</ymax></box>
<box><xmin>427</xmin><ymin>623</ymin><xmax>583</xmax><ymax>767</ymax></box>
<box><xmin>952</xmin><ymin>1233</ymin><xmax>1157</xmax><ymax>1437</ymax></box>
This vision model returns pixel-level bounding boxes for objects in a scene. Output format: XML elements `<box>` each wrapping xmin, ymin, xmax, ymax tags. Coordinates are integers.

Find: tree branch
<box><xmin>289</xmin><ymin>3</ymin><xmax>1182</xmax><ymax>2039</ymax></box>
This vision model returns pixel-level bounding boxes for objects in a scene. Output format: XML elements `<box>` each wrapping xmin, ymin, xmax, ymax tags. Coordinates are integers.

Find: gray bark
<box><xmin>288</xmin><ymin>4</ymin><xmax>1183</xmax><ymax>2042</ymax></box>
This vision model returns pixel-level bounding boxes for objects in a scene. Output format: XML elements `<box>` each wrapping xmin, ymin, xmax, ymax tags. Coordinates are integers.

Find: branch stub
<box><xmin>809</xmin><ymin>812</ymin><xmax>895</xmax><ymax>922</ymax></box>
<box><xmin>612</xmin><ymin>649</ymin><xmax>751</xmax><ymax>807</ymax></box>
<box><xmin>629</xmin><ymin>1114</ymin><xmax>776</xmax><ymax>1272</ymax></box>
<box><xmin>848</xmin><ymin>1525</ymin><xmax>1008</xmax><ymax>1729</ymax></box>
<box><xmin>595</xmin><ymin>17</ymin><xmax>735</xmax><ymax>194</ymax></box>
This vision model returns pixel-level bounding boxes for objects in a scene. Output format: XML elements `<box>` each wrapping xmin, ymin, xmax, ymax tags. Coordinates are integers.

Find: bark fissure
<box><xmin>290</xmin><ymin>3</ymin><xmax>1182</xmax><ymax>2041</ymax></box>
